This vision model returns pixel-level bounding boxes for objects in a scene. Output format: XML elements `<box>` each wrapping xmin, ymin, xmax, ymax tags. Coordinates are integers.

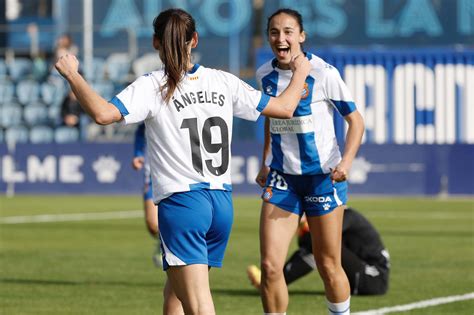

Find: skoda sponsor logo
<box><xmin>304</xmin><ymin>196</ymin><xmax>332</xmax><ymax>203</ymax></box>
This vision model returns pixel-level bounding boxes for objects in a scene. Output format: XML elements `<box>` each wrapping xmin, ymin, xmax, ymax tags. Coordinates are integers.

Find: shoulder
<box><xmin>306</xmin><ymin>53</ymin><xmax>336</xmax><ymax>76</ymax></box>
<box><xmin>130</xmin><ymin>70</ymin><xmax>165</xmax><ymax>88</ymax></box>
<box><xmin>256</xmin><ymin>60</ymin><xmax>275</xmax><ymax>81</ymax></box>
<box><xmin>309</xmin><ymin>54</ymin><xmax>342</xmax><ymax>83</ymax></box>
<box><xmin>205</xmin><ymin>66</ymin><xmax>240</xmax><ymax>84</ymax></box>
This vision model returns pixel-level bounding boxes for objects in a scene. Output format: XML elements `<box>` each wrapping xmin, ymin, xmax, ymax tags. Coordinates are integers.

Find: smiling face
<box><xmin>267</xmin><ymin>13</ymin><xmax>305</xmax><ymax>70</ymax></box>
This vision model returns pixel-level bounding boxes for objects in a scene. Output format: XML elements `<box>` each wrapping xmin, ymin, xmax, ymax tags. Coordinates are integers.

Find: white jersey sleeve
<box><xmin>322</xmin><ymin>65</ymin><xmax>356</xmax><ymax>116</ymax></box>
<box><xmin>221</xmin><ymin>71</ymin><xmax>269</xmax><ymax>121</ymax></box>
<box><xmin>109</xmin><ymin>73</ymin><xmax>163</xmax><ymax>124</ymax></box>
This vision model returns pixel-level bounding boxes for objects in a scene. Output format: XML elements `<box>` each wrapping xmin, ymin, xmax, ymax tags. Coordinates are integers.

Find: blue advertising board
<box><xmin>1</xmin><ymin>143</ymin><xmax>472</xmax><ymax>196</ymax></box>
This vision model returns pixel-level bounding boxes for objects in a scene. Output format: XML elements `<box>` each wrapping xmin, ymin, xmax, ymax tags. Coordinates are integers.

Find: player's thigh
<box><xmin>260</xmin><ymin>201</ymin><xmax>300</xmax><ymax>264</ymax></box>
<box><xmin>306</xmin><ymin>205</ymin><xmax>345</xmax><ymax>263</ymax></box>
<box><xmin>166</xmin><ymin>264</ymin><xmax>213</xmax><ymax>307</ymax></box>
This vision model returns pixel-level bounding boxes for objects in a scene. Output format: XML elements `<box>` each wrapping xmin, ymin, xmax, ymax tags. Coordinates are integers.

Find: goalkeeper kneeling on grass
<box><xmin>247</xmin><ymin>208</ymin><xmax>390</xmax><ymax>296</ymax></box>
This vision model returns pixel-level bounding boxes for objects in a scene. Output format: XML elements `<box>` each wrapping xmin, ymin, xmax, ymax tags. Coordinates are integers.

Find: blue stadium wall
<box><xmin>0</xmin><ymin>142</ymin><xmax>473</xmax><ymax>196</ymax></box>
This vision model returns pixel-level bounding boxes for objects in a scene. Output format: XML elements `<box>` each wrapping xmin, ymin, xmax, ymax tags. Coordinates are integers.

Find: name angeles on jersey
<box><xmin>173</xmin><ymin>90</ymin><xmax>226</xmax><ymax>112</ymax></box>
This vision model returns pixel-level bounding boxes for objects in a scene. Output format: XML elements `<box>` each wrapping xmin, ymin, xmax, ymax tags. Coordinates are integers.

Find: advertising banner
<box><xmin>1</xmin><ymin>143</ymin><xmax>472</xmax><ymax>196</ymax></box>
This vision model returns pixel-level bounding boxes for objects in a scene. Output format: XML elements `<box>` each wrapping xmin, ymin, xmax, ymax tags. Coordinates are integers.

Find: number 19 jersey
<box><xmin>110</xmin><ymin>64</ymin><xmax>269</xmax><ymax>204</ymax></box>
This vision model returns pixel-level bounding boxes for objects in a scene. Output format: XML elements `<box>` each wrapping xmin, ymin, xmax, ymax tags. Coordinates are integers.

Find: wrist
<box><xmin>65</xmin><ymin>70</ymin><xmax>80</xmax><ymax>82</ymax></box>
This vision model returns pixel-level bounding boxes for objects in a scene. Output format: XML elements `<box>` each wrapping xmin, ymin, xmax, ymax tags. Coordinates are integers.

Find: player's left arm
<box><xmin>55</xmin><ymin>54</ymin><xmax>122</xmax><ymax>125</ymax></box>
<box><xmin>332</xmin><ymin>110</ymin><xmax>364</xmax><ymax>182</ymax></box>
<box><xmin>323</xmin><ymin>65</ymin><xmax>365</xmax><ymax>182</ymax></box>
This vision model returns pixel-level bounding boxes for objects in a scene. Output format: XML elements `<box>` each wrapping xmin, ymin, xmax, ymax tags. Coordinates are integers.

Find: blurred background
<box><xmin>0</xmin><ymin>0</ymin><xmax>473</xmax><ymax>196</ymax></box>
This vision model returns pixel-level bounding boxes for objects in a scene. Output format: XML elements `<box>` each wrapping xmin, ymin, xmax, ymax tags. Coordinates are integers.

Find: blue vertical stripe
<box><xmin>261</xmin><ymin>70</ymin><xmax>284</xmax><ymax>172</ymax></box>
<box><xmin>294</xmin><ymin>76</ymin><xmax>314</xmax><ymax>116</ymax></box>
<box><xmin>298</xmin><ymin>132</ymin><xmax>322</xmax><ymax>174</ymax></box>
<box><xmin>269</xmin><ymin>134</ymin><xmax>284</xmax><ymax>172</ymax></box>
<box><xmin>295</xmin><ymin>75</ymin><xmax>322</xmax><ymax>174</ymax></box>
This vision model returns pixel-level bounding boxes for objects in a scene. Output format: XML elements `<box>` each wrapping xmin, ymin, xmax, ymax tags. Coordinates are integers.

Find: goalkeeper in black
<box><xmin>247</xmin><ymin>208</ymin><xmax>390</xmax><ymax>295</ymax></box>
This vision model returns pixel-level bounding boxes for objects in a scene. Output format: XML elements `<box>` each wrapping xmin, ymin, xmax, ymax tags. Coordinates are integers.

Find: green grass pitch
<box><xmin>1</xmin><ymin>195</ymin><xmax>473</xmax><ymax>314</ymax></box>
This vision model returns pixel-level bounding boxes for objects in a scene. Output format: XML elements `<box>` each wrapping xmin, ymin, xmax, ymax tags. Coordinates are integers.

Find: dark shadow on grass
<box><xmin>212</xmin><ymin>288</ymin><xmax>325</xmax><ymax>297</ymax></box>
<box><xmin>1</xmin><ymin>278</ymin><xmax>159</xmax><ymax>288</ymax></box>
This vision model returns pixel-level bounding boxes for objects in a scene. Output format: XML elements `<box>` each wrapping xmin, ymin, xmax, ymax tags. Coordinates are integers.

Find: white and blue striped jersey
<box><xmin>110</xmin><ymin>64</ymin><xmax>269</xmax><ymax>203</ymax></box>
<box><xmin>256</xmin><ymin>53</ymin><xmax>357</xmax><ymax>175</ymax></box>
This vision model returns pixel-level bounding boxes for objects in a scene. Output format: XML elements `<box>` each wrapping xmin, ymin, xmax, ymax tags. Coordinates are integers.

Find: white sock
<box><xmin>326</xmin><ymin>297</ymin><xmax>350</xmax><ymax>315</ymax></box>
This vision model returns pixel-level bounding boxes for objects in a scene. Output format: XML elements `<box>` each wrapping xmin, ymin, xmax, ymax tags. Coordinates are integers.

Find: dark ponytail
<box><xmin>153</xmin><ymin>8</ymin><xmax>196</xmax><ymax>102</ymax></box>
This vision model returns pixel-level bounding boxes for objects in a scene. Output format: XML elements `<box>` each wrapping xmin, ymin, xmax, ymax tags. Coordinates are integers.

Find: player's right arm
<box><xmin>261</xmin><ymin>53</ymin><xmax>311</xmax><ymax>119</ymax></box>
<box><xmin>55</xmin><ymin>54</ymin><xmax>122</xmax><ymax>125</ymax></box>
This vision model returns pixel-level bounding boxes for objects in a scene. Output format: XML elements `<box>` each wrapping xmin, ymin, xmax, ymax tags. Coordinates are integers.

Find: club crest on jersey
<box><xmin>262</xmin><ymin>187</ymin><xmax>273</xmax><ymax>201</ymax></box>
<box><xmin>265</xmin><ymin>85</ymin><xmax>272</xmax><ymax>94</ymax></box>
<box><xmin>301</xmin><ymin>82</ymin><xmax>309</xmax><ymax>99</ymax></box>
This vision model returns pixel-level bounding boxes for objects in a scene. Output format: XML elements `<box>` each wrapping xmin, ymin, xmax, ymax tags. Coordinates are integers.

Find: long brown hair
<box><xmin>153</xmin><ymin>8</ymin><xmax>196</xmax><ymax>102</ymax></box>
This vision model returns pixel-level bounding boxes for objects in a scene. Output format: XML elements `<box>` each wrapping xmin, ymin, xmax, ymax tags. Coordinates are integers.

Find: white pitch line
<box><xmin>0</xmin><ymin>210</ymin><xmax>143</xmax><ymax>224</ymax></box>
<box><xmin>353</xmin><ymin>292</ymin><xmax>474</xmax><ymax>315</ymax></box>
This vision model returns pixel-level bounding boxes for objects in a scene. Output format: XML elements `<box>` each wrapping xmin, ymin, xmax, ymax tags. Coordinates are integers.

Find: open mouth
<box><xmin>276</xmin><ymin>46</ymin><xmax>290</xmax><ymax>58</ymax></box>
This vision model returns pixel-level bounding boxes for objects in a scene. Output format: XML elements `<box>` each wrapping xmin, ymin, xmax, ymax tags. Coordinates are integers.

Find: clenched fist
<box><xmin>55</xmin><ymin>54</ymin><xmax>80</xmax><ymax>80</ymax></box>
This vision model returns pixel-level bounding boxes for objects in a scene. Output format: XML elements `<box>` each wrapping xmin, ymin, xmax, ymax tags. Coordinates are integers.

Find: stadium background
<box><xmin>0</xmin><ymin>0</ymin><xmax>473</xmax><ymax>196</ymax></box>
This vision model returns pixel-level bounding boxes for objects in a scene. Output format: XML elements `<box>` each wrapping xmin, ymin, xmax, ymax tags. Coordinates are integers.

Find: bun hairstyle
<box><xmin>153</xmin><ymin>8</ymin><xmax>196</xmax><ymax>102</ymax></box>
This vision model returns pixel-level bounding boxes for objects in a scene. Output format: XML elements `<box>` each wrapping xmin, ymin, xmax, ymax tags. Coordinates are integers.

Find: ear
<box><xmin>152</xmin><ymin>35</ymin><xmax>160</xmax><ymax>50</ymax></box>
<box><xmin>191</xmin><ymin>32</ymin><xmax>198</xmax><ymax>48</ymax></box>
<box><xmin>299</xmin><ymin>31</ymin><xmax>306</xmax><ymax>44</ymax></box>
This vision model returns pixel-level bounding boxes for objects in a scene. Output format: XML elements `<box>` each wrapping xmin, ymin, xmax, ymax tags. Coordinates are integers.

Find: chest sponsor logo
<box><xmin>270</xmin><ymin>115</ymin><xmax>314</xmax><ymax>134</ymax></box>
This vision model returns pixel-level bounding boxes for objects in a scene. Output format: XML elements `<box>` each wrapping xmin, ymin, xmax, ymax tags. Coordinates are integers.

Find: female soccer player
<box><xmin>55</xmin><ymin>8</ymin><xmax>311</xmax><ymax>315</ymax></box>
<box><xmin>255</xmin><ymin>8</ymin><xmax>365</xmax><ymax>315</ymax></box>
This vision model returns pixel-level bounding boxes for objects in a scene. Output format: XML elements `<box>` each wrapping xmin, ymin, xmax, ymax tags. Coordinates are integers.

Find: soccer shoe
<box><xmin>246</xmin><ymin>265</ymin><xmax>261</xmax><ymax>290</ymax></box>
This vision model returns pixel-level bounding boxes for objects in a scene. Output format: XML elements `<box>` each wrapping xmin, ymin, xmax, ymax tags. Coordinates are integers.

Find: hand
<box><xmin>289</xmin><ymin>52</ymin><xmax>311</xmax><ymax>77</ymax></box>
<box><xmin>330</xmin><ymin>160</ymin><xmax>351</xmax><ymax>183</ymax></box>
<box><xmin>255</xmin><ymin>165</ymin><xmax>270</xmax><ymax>187</ymax></box>
<box><xmin>132</xmin><ymin>157</ymin><xmax>145</xmax><ymax>170</ymax></box>
<box><xmin>55</xmin><ymin>54</ymin><xmax>80</xmax><ymax>80</ymax></box>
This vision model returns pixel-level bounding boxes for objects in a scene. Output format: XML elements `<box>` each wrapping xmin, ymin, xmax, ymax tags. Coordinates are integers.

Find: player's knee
<box><xmin>315</xmin><ymin>258</ymin><xmax>340</xmax><ymax>283</ymax></box>
<box><xmin>261</xmin><ymin>258</ymin><xmax>284</xmax><ymax>282</ymax></box>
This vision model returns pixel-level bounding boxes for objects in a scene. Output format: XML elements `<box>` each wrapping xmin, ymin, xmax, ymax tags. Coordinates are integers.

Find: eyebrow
<box><xmin>270</xmin><ymin>26</ymin><xmax>295</xmax><ymax>32</ymax></box>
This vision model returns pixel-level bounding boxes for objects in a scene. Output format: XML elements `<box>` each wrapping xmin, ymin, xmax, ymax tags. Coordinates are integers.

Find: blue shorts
<box><xmin>261</xmin><ymin>169</ymin><xmax>348</xmax><ymax>217</ymax></box>
<box><xmin>158</xmin><ymin>190</ymin><xmax>233</xmax><ymax>270</ymax></box>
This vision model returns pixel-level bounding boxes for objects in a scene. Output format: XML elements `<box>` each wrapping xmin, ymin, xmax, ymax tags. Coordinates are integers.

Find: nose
<box><xmin>277</xmin><ymin>32</ymin><xmax>286</xmax><ymax>42</ymax></box>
